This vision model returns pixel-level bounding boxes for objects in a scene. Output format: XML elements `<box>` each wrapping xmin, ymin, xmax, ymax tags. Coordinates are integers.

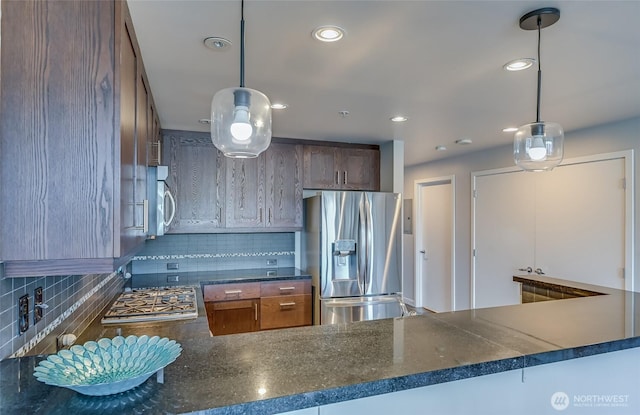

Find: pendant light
<box><xmin>514</xmin><ymin>7</ymin><xmax>563</xmax><ymax>172</ymax></box>
<box><xmin>211</xmin><ymin>0</ymin><xmax>271</xmax><ymax>158</ymax></box>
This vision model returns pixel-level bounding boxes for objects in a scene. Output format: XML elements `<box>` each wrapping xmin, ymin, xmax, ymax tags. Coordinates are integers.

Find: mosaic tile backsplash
<box><xmin>0</xmin><ymin>272</ymin><xmax>123</xmax><ymax>360</ymax></box>
<box><xmin>132</xmin><ymin>233</ymin><xmax>296</xmax><ymax>275</ymax></box>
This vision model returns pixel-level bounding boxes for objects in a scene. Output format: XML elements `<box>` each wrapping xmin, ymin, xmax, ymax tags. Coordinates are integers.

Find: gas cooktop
<box><xmin>101</xmin><ymin>286</ymin><xmax>198</xmax><ymax>324</ymax></box>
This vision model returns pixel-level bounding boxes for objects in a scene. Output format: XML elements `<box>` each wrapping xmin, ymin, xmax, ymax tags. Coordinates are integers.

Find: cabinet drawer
<box><xmin>205</xmin><ymin>299</ymin><xmax>259</xmax><ymax>336</ymax></box>
<box><xmin>260</xmin><ymin>280</ymin><xmax>311</xmax><ymax>297</ymax></box>
<box><xmin>260</xmin><ymin>294</ymin><xmax>311</xmax><ymax>330</ymax></box>
<box><xmin>203</xmin><ymin>282</ymin><xmax>261</xmax><ymax>302</ymax></box>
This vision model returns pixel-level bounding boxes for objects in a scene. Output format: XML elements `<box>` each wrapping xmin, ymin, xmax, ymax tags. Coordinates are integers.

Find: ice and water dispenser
<box><xmin>331</xmin><ymin>239</ymin><xmax>358</xmax><ymax>296</ymax></box>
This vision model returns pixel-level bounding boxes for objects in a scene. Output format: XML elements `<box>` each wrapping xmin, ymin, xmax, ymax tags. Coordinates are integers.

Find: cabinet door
<box><xmin>133</xmin><ymin>70</ymin><xmax>149</xmax><ymax>242</ymax></box>
<box><xmin>167</xmin><ymin>133</ymin><xmax>225</xmax><ymax>232</ymax></box>
<box><xmin>119</xmin><ymin>21</ymin><xmax>139</xmax><ymax>257</ymax></box>
<box><xmin>147</xmin><ymin>103</ymin><xmax>161</xmax><ymax>166</ymax></box>
<box><xmin>265</xmin><ymin>143</ymin><xmax>303</xmax><ymax>228</ymax></box>
<box><xmin>303</xmin><ymin>145</ymin><xmax>340</xmax><ymax>189</ymax></box>
<box><xmin>205</xmin><ymin>300</ymin><xmax>260</xmax><ymax>336</ymax></box>
<box><xmin>339</xmin><ymin>148</ymin><xmax>380</xmax><ymax>191</ymax></box>
<box><xmin>226</xmin><ymin>155</ymin><xmax>266</xmax><ymax>228</ymax></box>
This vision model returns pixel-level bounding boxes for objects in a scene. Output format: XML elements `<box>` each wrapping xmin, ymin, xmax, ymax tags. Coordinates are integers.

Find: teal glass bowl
<box><xmin>33</xmin><ymin>335</ymin><xmax>182</xmax><ymax>396</ymax></box>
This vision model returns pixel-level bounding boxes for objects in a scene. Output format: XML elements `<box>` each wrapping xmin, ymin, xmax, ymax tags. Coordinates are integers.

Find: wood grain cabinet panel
<box><xmin>260</xmin><ymin>280</ymin><xmax>311</xmax><ymax>297</ymax></box>
<box><xmin>265</xmin><ymin>143</ymin><xmax>304</xmax><ymax>228</ymax></box>
<box><xmin>203</xmin><ymin>282</ymin><xmax>261</xmax><ymax>302</ymax></box>
<box><xmin>303</xmin><ymin>145</ymin><xmax>380</xmax><ymax>191</ymax></box>
<box><xmin>226</xmin><ymin>155</ymin><xmax>266</xmax><ymax>228</ymax></box>
<box><xmin>0</xmin><ymin>0</ymin><xmax>158</xmax><ymax>276</ymax></box>
<box><xmin>205</xmin><ymin>299</ymin><xmax>260</xmax><ymax>336</ymax></box>
<box><xmin>339</xmin><ymin>148</ymin><xmax>380</xmax><ymax>191</ymax></box>
<box><xmin>303</xmin><ymin>145</ymin><xmax>340</xmax><ymax>189</ymax></box>
<box><xmin>165</xmin><ymin>131</ymin><xmax>226</xmax><ymax>232</ymax></box>
<box><xmin>164</xmin><ymin>134</ymin><xmax>303</xmax><ymax>232</ymax></box>
<box><xmin>260</xmin><ymin>295</ymin><xmax>312</xmax><ymax>330</ymax></box>
<box><xmin>204</xmin><ymin>279</ymin><xmax>312</xmax><ymax>335</ymax></box>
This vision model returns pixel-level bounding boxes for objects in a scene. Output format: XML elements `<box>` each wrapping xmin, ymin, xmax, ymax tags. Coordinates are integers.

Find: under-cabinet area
<box><xmin>202</xmin><ymin>279</ymin><xmax>312</xmax><ymax>335</ymax></box>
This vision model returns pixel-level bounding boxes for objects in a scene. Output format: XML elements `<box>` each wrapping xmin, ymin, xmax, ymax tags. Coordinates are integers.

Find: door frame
<box><xmin>471</xmin><ymin>150</ymin><xmax>635</xmax><ymax>308</ymax></box>
<box><xmin>414</xmin><ymin>175</ymin><xmax>456</xmax><ymax>311</ymax></box>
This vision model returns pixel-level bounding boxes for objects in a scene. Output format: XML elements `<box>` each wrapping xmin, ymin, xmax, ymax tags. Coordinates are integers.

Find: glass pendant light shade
<box><xmin>514</xmin><ymin>121</ymin><xmax>564</xmax><ymax>171</ymax></box>
<box><xmin>513</xmin><ymin>7</ymin><xmax>563</xmax><ymax>172</ymax></box>
<box><xmin>211</xmin><ymin>87</ymin><xmax>272</xmax><ymax>158</ymax></box>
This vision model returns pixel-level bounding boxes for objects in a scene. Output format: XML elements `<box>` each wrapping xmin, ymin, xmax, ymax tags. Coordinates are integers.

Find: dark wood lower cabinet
<box><xmin>205</xmin><ymin>299</ymin><xmax>259</xmax><ymax>336</ymax></box>
<box><xmin>203</xmin><ymin>280</ymin><xmax>312</xmax><ymax>336</ymax></box>
<box><xmin>260</xmin><ymin>295</ymin><xmax>312</xmax><ymax>330</ymax></box>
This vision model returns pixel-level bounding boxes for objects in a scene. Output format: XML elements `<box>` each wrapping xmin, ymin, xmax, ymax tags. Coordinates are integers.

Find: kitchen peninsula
<box><xmin>1</xmin><ymin>276</ymin><xmax>639</xmax><ymax>414</ymax></box>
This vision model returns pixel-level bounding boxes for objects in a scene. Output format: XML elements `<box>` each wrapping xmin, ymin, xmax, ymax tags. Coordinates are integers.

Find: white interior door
<box><xmin>416</xmin><ymin>178</ymin><xmax>454</xmax><ymax>312</ymax></box>
<box><xmin>535</xmin><ymin>157</ymin><xmax>627</xmax><ymax>289</ymax></box>
<box><xmin>473</xmin><ymin>171</ymin><xmax>535</xmax><ymax>309</ymax></box>
<box><xmin>473</xmin><ymin>151</ymin><xmax>633</xmax><ymax>309</ymax></box>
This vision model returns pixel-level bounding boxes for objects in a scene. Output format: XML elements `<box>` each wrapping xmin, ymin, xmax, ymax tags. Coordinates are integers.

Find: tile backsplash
<box><xmin>0</xmin><ymin>272</ymin><xmax>123</xmax><ymax>360</ymax></box>
<box><xmin>132</xmin><ymin>233</ymin><xmax>296</xmax><ymax>274</ymax></box>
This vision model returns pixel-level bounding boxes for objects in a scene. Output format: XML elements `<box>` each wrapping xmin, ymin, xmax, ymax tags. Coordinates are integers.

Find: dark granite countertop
<box><xmin>1</xmin><ymin>275</ymin><xmax>639</xmax><ymax>414</ymax></box>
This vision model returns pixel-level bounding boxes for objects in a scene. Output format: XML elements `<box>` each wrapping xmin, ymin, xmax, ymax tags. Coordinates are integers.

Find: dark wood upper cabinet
<box><xmin>226</xmin><ymin>155</ymin><xmax>266</xmax><ymax>228</ymax></box>
<box><xmin>303</xmin><ymin>145</ymin><xmax>380</xmax><ymax>191</ymax></box>
<box><xmin>165</xmin><ymin>131</ymin><xmax>226</xmax><ymax>233</ymax></box>
<box><xmin>265</xmin><ymin>143</ymin><xmax>304</xmax><ymax>228</ymax></box>
<box><xmin>164</xmin><ymin>132</ymin><xmax>303</xmax><ymax>233</ymax></box>
<box><xmin>0</xmin><ymin>0</ymin><xmax>158</xmax><ymax>276</ymax></box>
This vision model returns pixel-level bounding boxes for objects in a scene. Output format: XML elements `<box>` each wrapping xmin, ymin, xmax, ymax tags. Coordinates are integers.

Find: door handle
<box><xmin>518</xmin><ymin>267</ymin><xmax>533</xmax><ymax>273</ymax></box>
<box><xmin>419</xmin><ymin>250</ymin><xmax>425</xmax><ymax>254</ymax></box>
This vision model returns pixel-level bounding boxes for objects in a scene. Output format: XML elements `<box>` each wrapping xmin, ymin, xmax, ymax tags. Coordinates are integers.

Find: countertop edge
<box><xmin>205</xmin><ymin>338</ymin><xmax>640</xmax><ymax>415</ymax></box>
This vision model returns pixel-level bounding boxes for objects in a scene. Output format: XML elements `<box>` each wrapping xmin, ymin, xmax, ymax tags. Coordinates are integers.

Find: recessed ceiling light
<box><xmin>312</xmin><ymin>26</ymin><xmax>345</xmax><ymax>42</ymax></box>
<box><xmin>203</xmin><ymin>37</ymin><xmax>232</xmax><ymax>51</ymax></box>
<box><xmin>455</xmin><ymin>138</ymin><xmax>473</xmax><ymax>145</ymax></box>
<box><xmin>435</xmin><ymin>145</ymin><xmax>447</xmax><ymax>151</ymax></box>
<box><xmin>271</xmin><ymin>103</ymin><xmax>288</xmax><ymax>110</ymax></box>
<box><xmin>198</xmin><ymin>118</ymin><xmax>211</xmax><ymax>125</ymax></box>
<box><xmin>390</xmin><ymin>116</ymin><xmax>408</xmax><ymax>123</ymax></box>
<box><xmin>502</xmin><ymin>127</ymin><xmax>518</xmax><ymax>132</ymax></box>
<box><xmin>503</xmin><ymin>58</ymin><xmax>535</xmax><ymax>71</ymax></box>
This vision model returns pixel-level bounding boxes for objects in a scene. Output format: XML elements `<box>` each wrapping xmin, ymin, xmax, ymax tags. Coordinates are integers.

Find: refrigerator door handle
<box><xmin>357</xmin><ymin>194</ymin><xmax>367</xmax><ymax>294</ymax></box>
<box><xmin>364</xmin><ymin>193</ymin><xmax>374</xmax><ymax>294</ymax></box>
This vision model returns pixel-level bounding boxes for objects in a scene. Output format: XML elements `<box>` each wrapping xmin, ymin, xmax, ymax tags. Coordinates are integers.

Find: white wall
<box><xmin>403</xmin><ymin>116</ymin><xmax>640</xmax><ymax>309</ymax></box>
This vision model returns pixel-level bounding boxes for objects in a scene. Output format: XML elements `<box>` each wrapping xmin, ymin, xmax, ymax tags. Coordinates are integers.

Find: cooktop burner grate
<box><xmin>101</xmin><ymin>286</ymin><xmax>198</xmax><ymax>324</ymax></box>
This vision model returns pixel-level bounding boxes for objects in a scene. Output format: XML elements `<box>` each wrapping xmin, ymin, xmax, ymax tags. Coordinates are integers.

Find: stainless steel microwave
<box><xmin>147</xmin><ymin>166</ymin><xmax>176</xmax><ymax>237</ymax></box>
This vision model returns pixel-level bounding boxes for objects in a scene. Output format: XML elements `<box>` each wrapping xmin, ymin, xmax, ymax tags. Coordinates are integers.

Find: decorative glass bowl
<box><xmin>34</xmin><ymin>335</ymin><xmax>181</xmax><ymax>396</ymax></box>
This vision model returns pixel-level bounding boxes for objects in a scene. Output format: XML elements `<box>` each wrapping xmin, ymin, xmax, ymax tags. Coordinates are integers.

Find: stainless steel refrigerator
<box><xmin>302</xmin><ymin>191</ymin><xmax>404</xmax><ymax>325</ymax></box>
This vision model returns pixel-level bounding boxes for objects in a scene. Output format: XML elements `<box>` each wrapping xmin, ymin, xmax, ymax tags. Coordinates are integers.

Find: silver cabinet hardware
<box><xmin>279</xmin><ymin>302</ymin><xmax>296</xmax><ymax>307</ymax></box>
<box><xmin>535</xmin><ymin>268</ymin><xmax>545</xmax><ymax>275</ymax></box>
<box><xmin>518</xmin><ymin>267</ymin><xmax>533</xmax><ymax>273</ymax></box>
<box><xmin>279</xmin><ymin>287</ymin><xmax>295</xmax><ymax>291</ymax></box>
<box><xmin>254</xmin><ymin>302</ymin><xmax>258</xmax><ymax>320</ymax></box>
<box><xmin>224</xmin><ymin>289</ymin><xmax>242</xmax><ymax>295</ymax></box>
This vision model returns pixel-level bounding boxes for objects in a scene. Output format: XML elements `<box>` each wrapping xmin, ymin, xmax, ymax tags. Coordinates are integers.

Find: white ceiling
<box><xmin>127</xmin><ymin>0</ymin><xmax>640</xmax><ymax>167</ymax></box>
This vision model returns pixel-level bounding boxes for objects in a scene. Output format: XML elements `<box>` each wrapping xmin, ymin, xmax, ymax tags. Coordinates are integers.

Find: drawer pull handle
<box><xmin>280</xmin><ymin>302</ymin><xmax>296</xmax><ymax>308</ymax></box>
<box><xmin>224</xmin><ymin>290</ymin><xmax>242</xmax><ymax>295</ymax></box>
<box><xmin>279</xmin><ymin>287</ymin><xmax>296</xmax><ymax>291</ymax></box>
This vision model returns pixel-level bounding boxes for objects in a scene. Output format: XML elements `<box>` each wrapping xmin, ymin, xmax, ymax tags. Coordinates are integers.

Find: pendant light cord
<box><xmin>240</xmin><ymin>0</ymin><xmax>245</xmax><ymax>88</ymax></box>
<box><xmin>536</xmin><ymin>16</ymin><xmax>542</xmax><ymax>123</ymax></box>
